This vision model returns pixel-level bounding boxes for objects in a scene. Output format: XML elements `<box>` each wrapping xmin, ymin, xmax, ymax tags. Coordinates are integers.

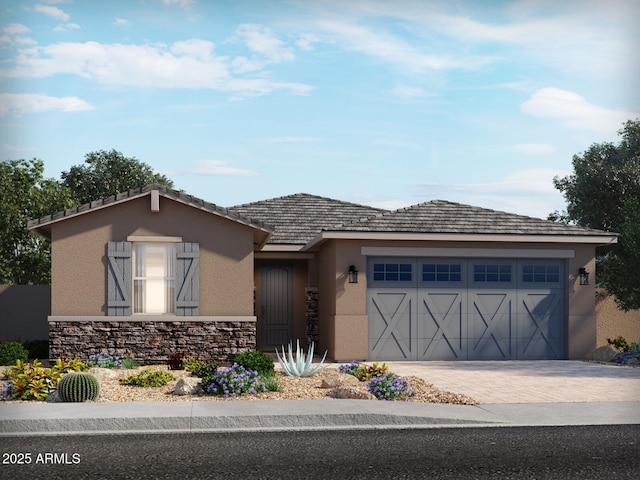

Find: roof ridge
<box><xmin>229</xmin><ymin>192</ymin><xmax>389</xmax><ymax>212</ymax></box>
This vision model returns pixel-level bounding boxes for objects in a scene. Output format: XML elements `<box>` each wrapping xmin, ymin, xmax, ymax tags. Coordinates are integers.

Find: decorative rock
<box><xmin>46</xmin><ymin>390</ymin><xmax>62</xmax><ymax>403</ymax></box>
<box><xmin>173</xmin><ymin>377</ymin><xmax>203</xmax><ymax>396</ymax></box>
<box><xmin>591</xmin><ymin>345</ymin><xmax>618</xmax><ymax>362</ymax></box>
<box><xmin>328</xmin><ymin>386</ymin><xmax>375</xmax><ymax>400</ymax></box>
<box><xmin>88</xmin><ymin>367</ymin><xmax>119</xmax><ymax>381</ymax></box>
<box><xmin>320</xmin><ymin>373</ymin><xmax>362</xmax><ymax>389</ymax></box>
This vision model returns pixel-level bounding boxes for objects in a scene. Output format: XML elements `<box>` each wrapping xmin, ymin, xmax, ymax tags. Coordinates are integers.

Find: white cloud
<box><xmin>409</xmin><ymin>168</ymin><xmax>568</xmax><ymax>219</ymax></box>
<box><xmin>3</xmin><ymin>24</ymin><xmax>30</xmax><ymax>35</ymax></box>
<box><xmin>161</xmin><ymin>0</ymin><xmax>194</xmax><ymax>6</ymax></box>
<box><xmin>33</xmin><ymin>4</ymin><xmax>70</xmax><ymax>21</ymax></box>
<box><xmin>113</xmin><ymin>18</ymin><xmax>131</xmax><ymax>27</ymax></box>
<box><xmin>391</xmin><ymin>84</ymin><xmax>432</xmax><ymax>98</ymax></box>
<box><xmin>265</xmin><ymin>136</ymin><xmax>324</xmax><ymax>143</ymax></box>
<box><xmin>191</xmin><ymin>160</ymin><xmax>259</xmax><ymax>177</ymax></box>
<box><xmin>0</xmin><ymin>93</ymin><xmax>94</xmax><ymax>117</ymax></box>
<box><xmin>520</xmin><ymin>87</ymin><xmax>639</xmax><ymax>133</ymax></box>
<box><xmin>54</xmin><ymin>23</ymin><xmax>80</xmax><ymax>32</ymax></box>
<box><xmin>1</xmin><ymin>40</ymin><xmax>312</xmax><ymax>97</ymax></box>
<box><xmin>235</xmin><ymin>24</ymin><xmax>294</xmax><ymax>63</ymax></box>
<box><xmin>513</xmin><ymin>143</ymin><xmax>555</xmax><ymax>155</ymax></box>
<box><xmin>296</xmin><ymin>34</ymin><xmax>319</xmax><ymax>51</ymax></box>
<box><xmin>315</xmin><ymin>19</ymin><xmax>485</xmax><ymax>73</ymax></box>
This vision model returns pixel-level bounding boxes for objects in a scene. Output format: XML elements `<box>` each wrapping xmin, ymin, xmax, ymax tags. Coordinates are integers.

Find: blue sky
<box><xmin>1</xmin><ymin>0</ymin><xmax>638</xmax><ymax>219</ymax></box>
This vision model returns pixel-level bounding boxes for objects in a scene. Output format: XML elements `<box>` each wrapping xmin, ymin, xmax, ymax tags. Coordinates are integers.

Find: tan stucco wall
<box><xmin>596</xmin><ymin>290</ymin><xmax>640</xmax><ymax>347</ymax></box>
<box><xmin>315</xmin><ymin>238</ymin><xmax>600</xmax><ymax>361</ymax></box>
<box><xmin>50</xmin><ymin>195</ymin><xmax>255</xmax><ymax>317</ymax></box>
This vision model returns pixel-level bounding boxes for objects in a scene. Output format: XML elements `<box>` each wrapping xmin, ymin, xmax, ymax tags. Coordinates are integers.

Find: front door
<box><xmin>260</xmin><ymin>265</ymin><xmax>293</xmax><ymax>349</ymax></box>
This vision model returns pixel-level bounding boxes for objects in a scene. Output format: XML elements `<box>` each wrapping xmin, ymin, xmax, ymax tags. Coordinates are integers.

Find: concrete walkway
<box><xmin>1</xmin><ymin>361</ymin><xmax>638</xmax><ymax>436</ymax></box>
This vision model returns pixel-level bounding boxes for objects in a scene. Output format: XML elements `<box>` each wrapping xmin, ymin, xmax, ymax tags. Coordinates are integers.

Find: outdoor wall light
<box><xmin>578</xmin><ymin>267</ymin><xmax>589</xmax><ymax>285</ymax></box>
<box><xmin>348</xmin><ymin>265</ymin><xmax>358</xmax><ymax>284</ymax></box>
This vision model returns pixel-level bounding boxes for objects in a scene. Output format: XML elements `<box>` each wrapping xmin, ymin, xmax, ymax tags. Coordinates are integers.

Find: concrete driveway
<box><xmin>384</xmin><ymin>360</ymin><xmax>640</xmax><ymax>404</ymax></box>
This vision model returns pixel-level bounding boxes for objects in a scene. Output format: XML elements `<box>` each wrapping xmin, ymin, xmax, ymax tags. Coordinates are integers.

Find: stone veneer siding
<box><xmin>305</xmin><ymin>287</ymin><xmax>319</xmax><ymax>345</ymax></box>
<box><xmin>49</xmin><ymin>320</ymin><xmax>256</xmax><ymax>364</ymax></box>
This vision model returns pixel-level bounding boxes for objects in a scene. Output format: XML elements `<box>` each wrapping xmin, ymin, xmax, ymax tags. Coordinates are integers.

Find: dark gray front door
<box><xmin>260</xmin><ymin>265</ymin><xmax>293</xmax><ymax>348</ymax></box>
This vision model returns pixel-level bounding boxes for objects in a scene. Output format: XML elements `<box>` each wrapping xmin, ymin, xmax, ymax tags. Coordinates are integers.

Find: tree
<box><xmin>0</xmin><ymin>159</ymin><xmax>76</xmax><ymax>284</ymax></box>
<box><xmin>600</xmin><ymin>197</ymin><xmax>640</xmax><ymax>311</ymax></box>
<box><xmin>60</xmin><ymin>149</ymin><xmax>174</xmax><ymax>205</ymax></box>
<box><xmin>550</xmin><ymin>119</ymin><xmax>640</xmax><ymax>310</ymax></box>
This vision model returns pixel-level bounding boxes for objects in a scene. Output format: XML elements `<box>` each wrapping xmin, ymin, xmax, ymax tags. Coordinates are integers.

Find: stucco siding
<box><xmin>51</xmin><ymin>195</ymin><xmax>255</xmax><ymax>317</ymax></box>
<box><xmin>596</xmin><ymin>291</ymin><xmax>640</xmax><ymax>347</ymax></box>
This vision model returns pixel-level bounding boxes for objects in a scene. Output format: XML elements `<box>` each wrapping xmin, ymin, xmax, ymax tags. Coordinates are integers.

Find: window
<box><xmin>133</xmin><ymin>244</ymin><xmax>175</xmax><ymax>314</ymax></box>
<box><xmin>373</xmin><ymin>263</ymin><xmax>412</xmax><ymax>282</ymax></box>
<box><xmin>474</xmin><ymin>264</ymin><xmax>511</xmax><ymax>283</ymax></box>
<box><xmin>522</xmin><ymin>265</ymin><xmax>560</xmax><ymax>283</ymax></box>
<box><xmin>422</xmin><ymin>264</ymin><xmax>462</xmax><ymax>282</ymax></box>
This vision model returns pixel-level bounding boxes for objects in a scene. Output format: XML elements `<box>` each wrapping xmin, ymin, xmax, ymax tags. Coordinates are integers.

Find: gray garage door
<box><xmin>367</xmin><ymin>257</ymin><xmax>566</xmax><ymax>360</ymax></box>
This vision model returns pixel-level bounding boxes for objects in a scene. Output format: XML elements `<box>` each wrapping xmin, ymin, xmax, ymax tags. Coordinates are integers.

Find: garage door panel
<box><xmin>368</xmin><ymin>290</ymin><xmax>416</xmax><ymax>360</ymax></box>
<box><xmin>368</xmin><ymin>257</ymin><xmax>566</xmax><ymax>361</ymax></box>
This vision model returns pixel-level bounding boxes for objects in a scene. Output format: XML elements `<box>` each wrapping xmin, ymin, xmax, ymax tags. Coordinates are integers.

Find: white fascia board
<box><xmin>361</xmin><ymin>247</ymin><xmax>576</xmax><ymax>259</ymax></box>
<box><xmin>261</xmin><ymin>244</ymin><xmax>306</xmax><ymax>252</ymax></box>
<box><xmin>304</xmin><ymin>231</ymin><xmax>618</xmax><ymax>250</ymax></box>
<box><xmin>127</xmin><ymin>236</ymin><xmax>183</xmax><ymax>242</ymax></box>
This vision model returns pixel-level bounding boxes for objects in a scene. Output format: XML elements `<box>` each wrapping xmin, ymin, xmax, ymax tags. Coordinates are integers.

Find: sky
<box><xmin>1</xmin><ymin>0</ymin><xmax>639</xmax><ymax>220</ymax></box>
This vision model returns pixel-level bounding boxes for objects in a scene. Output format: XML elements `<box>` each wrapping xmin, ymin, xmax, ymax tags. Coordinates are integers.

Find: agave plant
<box><xmin>276</xmin><ymin>340</ymin><xmax>328</xmax><ymax>377</ymax></box>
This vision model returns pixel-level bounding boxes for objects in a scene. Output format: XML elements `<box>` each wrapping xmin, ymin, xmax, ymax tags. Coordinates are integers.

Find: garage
<box><xmin>367</xmin><ymin>256</ymin><xmax>567</xmax><ymax>360</ymax></box>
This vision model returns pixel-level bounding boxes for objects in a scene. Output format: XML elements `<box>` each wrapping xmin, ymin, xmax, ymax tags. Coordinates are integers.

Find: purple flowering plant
<box><xmin>206</xmin><ymin>363</ymin><xmax>266</xmax><ymax>398</ymax></box>
<box><xmin>367</xmin><ymin>372</ymin><xmax>415</xmax><ymax>401</ymax></box>
<box><xmin>88</xmin><ymin>351</ymin><xmax>123</xmax><ymax>369</ymax></box>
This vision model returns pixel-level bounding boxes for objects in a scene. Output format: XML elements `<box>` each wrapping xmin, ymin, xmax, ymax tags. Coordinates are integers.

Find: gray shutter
<box><xmin>107</xmin><ymin>241</ymin><xmax>131</xmax><ymax>316</ymax></box>
<box><xmin>176</xmin><ymin>242</ymin><xmax>199</xmax><ymax>316</ymax></box>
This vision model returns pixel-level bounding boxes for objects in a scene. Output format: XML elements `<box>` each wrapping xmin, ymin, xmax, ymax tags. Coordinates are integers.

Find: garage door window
<box><xmin>522</xmin><ymin>265</ymin><xmax>560</xmax><ymax>283</ymax></box>
<box><xmin>422</xmin><ymin>264</ymin><xmax>462</xmax><ymax>282</ymax></box>
<box><xmin>474</xmin><ymin>264</ymin><xmax>511</xmax><ymax>282</ymax></box>
<box><xmin>373</xmin><ymin>263</ymin><xmax>412</xmax><ymax>281</ymax></box>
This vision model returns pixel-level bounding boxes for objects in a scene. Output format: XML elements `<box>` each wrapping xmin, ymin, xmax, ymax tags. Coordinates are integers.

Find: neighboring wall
<box><xmin>596</xmin><ymin>291</ymin><xmax>640</xmax><ymax>347</ymax></box>
<box><xmin>0</xmin><ymin>285</ymin><xmax>50</xmax><ymax>341</ymax></box>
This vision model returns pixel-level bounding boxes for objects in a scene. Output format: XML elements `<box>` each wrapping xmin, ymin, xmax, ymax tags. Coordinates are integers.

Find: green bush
<box><xmin>57</xmin><ymin>372</ymin><xmax>100</xmax><ymax>402</ymax></box>
<box><xmin>23</xmin><ymin>340</ymin><xmax>49</xmax><ymax>360</ymax></box>
<box><xmin>119</xmin><ymin>369</ymin><xmax>176</xmax><ymax>387</ymax></box>
<box><xmin>120</xmin><ymin>358</ymin><xmax>139</xmax><ymax>369</ymax></box>
<box><xmin>233</xmin><ymin>350</ymin><xmax>275</xmax><ymax>377</ymax></box>
<box><xmin>2</xmin><ymin>358</ymin><xmax>88</xmax><ymax>401</ymax></box>
<box><xmin>0</xmin><ymin>341</ymin><xmax>29</xmax><ymax>366</ymax></box>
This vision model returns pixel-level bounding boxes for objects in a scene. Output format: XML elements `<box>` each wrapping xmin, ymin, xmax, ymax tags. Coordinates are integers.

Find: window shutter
<box><xmin>107</xmin><ymin>241</ymin><xmax>132</xmax><ymax>316</ymax></box>
<box><xmin>176</xmin><ymin>242</ymin><xmax>199</xmax><ymax>316</ymax></box>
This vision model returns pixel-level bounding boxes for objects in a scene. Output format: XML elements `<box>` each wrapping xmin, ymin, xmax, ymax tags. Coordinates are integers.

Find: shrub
<box><xmin>51</xmin><ymin>358</ymin><xmax>88</xmax><ymax>375</ymax></box>
<box><xmin>88</xmin><ymin>351</ymin><xmax>123</xmax><ymax>369</ymax></box>
<box><xmin>205</xmin><ymin>363</ymin><xmax>266</xmax><ymax>397</ymax></box>
<box><xmin>23</xmin><ymin>340</ymin><xmax>49</xmax><ymax>360</ymax></box>
<box><xmin>233</xmin><ymin>350</ymin><xmax>275</xmax><ymax>377</ymax></box>
<box><xmin>119</xmin><ymin>369</ymin><xmax>176</xmax><ymax>387</ymax></box>
<box><xmin>182</xmin><ymin>356</ymin><xmax>199</xmax><ymax>372</ymax></box>
<box><xmin>3</xmin><ymin>360</ymin><xmax>56</xmax><ymax>401</ymax></box>
<box><xmin>57</xmin><ymin>372</ymin><xmax>100</xmax><ymax>402</ymax></box>
<box><xmin>367</xmin><ymin>372</ymin><xmax>415</xmax><ymax>401</ymax></box>
<box><xmin>120</xmin><ymin>358</ymin><xmax>139</xmax><ymax>369</ymax></box>
<box><xmin>263</xmin><ymin>375</ymin><xmax>281</xmax><ymax>392</ymax></box>
<box><xmin>0</xmin><ymin>341</ymin><xmax>29</xmax><ymax>366</ymax></box>
<box><xmin>339</xmin><ymin>361</ymin><xmax>390</xmax><ymax>382</ymax></box>
<box><xmin>167</xmin><ymin>352</ymin><xmax>183</xmax><ymax>370</ymax></box>
<box><xmin>613</xmin><ymin>351</ymin><xmax>640</xmax><ymax>366</ymax></box>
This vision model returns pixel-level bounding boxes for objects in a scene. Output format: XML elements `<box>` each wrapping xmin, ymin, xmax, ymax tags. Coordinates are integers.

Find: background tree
<box><xmin>60</xmin><ymin>149</ymin><xmax>174</xmax><ymax>205</ymax></box>
<box><xmin>0</xmin><ymin>159</ymin><xmax>76</xmax><ymax>284</ymax></box>
<box><xmin>550</xmin><ymin>119</ymin><xmax>640</xmax><ymax>310</ymax></box>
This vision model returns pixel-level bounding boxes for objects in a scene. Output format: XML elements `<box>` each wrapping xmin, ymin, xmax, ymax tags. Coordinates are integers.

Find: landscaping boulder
<box><xmin>591</xmin><ymin>345</ymin><xmax>618</xmax><ymax>362</ymax></box>
<box><xmin>46</xmin><ymin>390</ymin><xmax>62</xmax><ymax>403</ymax></box>
<box><xmin>328</xmin><ymin>386</ymin><xmax>375</xmax><ymax>400</ymax></box>
<box><xmin>320</xmin><ymin>374</ymin><xmax>362</xmax><ymax>389</ymax></box>
<box><xmin>88</xmin><ymin>367</ymin><xmax>119</xmax><ymax>381</ymax></box>
<box><xmin>173</xmin><ymin>377</ymin><xmax>203</xmax><ymax>395</ymax></box>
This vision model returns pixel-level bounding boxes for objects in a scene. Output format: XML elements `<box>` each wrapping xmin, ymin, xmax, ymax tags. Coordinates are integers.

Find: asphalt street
<box><xmin>1</xmin><ymin>425</ymin><xmax>639</xmax><ymax>479</ymax></box>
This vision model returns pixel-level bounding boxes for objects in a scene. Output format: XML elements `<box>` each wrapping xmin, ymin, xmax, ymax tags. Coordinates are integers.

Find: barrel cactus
<box><xmin>57</xmin><ymin>372</ymin><xmax>100</xmax><ymax>402</ymax></box>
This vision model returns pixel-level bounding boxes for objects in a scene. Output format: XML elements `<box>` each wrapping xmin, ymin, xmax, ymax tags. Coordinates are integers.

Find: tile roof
<box><xmin>228</xmin><ymin>193</ymin><xmax>387</xmax><ymax>244</ymax></box>
<box><xmin>329</xmin><ymin>200</ymin><xmax>614</xmax><ymax>237</ymax></box>
<box><xmin>28</xmin><ymin>184</ymin><xmax>274</xmax><ymax>241</ymax></box>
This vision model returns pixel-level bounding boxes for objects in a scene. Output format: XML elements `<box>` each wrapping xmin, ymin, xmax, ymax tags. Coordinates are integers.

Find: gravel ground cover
<box><xmin>94</xmin><ymin>364</ymin><xmax>479</xmax><ymax>404</ymax></box>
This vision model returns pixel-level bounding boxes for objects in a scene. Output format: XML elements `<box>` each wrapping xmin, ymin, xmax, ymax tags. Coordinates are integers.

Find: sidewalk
<box><xmin>1</xmin><ymin>361</ymin><xmax>639</xmax><ymax>436</ymax></box>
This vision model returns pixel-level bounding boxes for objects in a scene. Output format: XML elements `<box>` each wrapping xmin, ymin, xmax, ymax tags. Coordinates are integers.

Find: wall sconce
<box><xmin>348</xmin><ymin>265</ymin><xmax>358</xmax><ymax>284</ymax></box>
<box><xmin>578</xmin><ymin>268</ymin><xmax>589</xmax><ymax>285</ymax></box>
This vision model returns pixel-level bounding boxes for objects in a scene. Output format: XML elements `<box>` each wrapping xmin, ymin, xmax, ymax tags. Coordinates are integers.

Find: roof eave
<box><xmin>303</xmin><ymin>231</ymin><xmax>619</xmax><ymax>250</ymax></box>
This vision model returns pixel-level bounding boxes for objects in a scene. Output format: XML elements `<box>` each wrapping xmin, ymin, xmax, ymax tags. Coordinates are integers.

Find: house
<box><xmin>28</xmin><ymin>184</ymin><xmax>617</xmax><ymax>363</ymax></box>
